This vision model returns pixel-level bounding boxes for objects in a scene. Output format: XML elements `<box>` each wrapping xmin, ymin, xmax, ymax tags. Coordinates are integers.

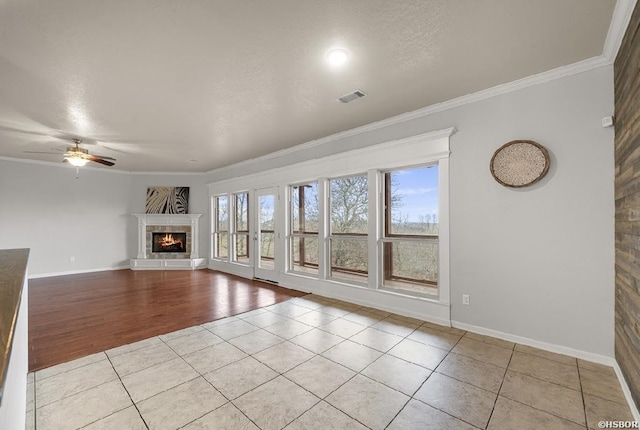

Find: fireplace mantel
<box><xmin>130</xmin><ymin>213</ymin><xmax>206</xmax><ymax>270</ymax></box>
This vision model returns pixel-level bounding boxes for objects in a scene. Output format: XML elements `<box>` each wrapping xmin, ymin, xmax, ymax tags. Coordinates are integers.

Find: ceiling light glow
<box><xmin>67</xmin><ymin>157</ymin><xmax>88</xmax><ymax>167</ymax></box>
<box><xmin>326</xmin><ymin>48</ymin><xmax>350</xmax><ymax>66</ymax></box>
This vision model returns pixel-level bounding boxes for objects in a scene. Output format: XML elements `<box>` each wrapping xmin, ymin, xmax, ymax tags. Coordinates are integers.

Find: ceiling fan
<box><xmin>25</xmin><ymin>138</ymin><xmax>116</xmax><ymax>167</ymax></box>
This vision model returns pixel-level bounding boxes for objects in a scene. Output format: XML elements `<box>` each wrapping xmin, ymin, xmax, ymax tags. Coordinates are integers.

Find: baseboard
<box><xmin>452</xmin><ymin>320</ymin><xmax>640</xmax><ymax>420</ymax></box>
<box><xmin>28</xmin><ymin>265</ymin><xmax>129</xmax><ymax>279</ymax></box>
<box><xmin>613</xmin><ymin>362</ymin><xmax>640</xmax><ymax>421</ymax></box>
<box><xmin>451</xmin><ymin>320</ymin><xmax>614</xmax><ymax>365</ymax></box>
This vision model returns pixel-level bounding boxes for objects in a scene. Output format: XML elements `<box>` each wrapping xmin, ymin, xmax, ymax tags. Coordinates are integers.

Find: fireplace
<box><xmin>152</xmin><ymin>232</ymin><xmax>187</xmax><ymax>253</ymax></box>
<box><xmin>131</xmin><ymin>213</ymin><xmax>205</xmax><ymax>270</ymax></box>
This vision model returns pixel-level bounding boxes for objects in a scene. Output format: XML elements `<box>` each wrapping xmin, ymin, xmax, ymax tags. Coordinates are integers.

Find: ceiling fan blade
<box><xmin>0</xmin><ymin>124</ymin><xmax>54</xmax><ymax>137</ymax></box>
<box><xmin>88</xmin><ymin>156</ymin><xmax>115</xmax><ymax>167</ymax></box>
<box><xmin>23</xmin><ymin>151</ymin><xmax>61</xmax><ymax>154</ymax></box>
<box><xmin>90</xmin><ymin>153</ymin><xmax>116</xmax><ymax>161</ymax></box>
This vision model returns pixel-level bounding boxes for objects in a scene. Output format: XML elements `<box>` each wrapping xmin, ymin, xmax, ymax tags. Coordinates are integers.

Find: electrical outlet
<box><xmin>462</xmin><ymin>294</ymin><xmax>470</xmax><ymax>305</ymax></box>
<box><xmin>69</xmin><ymin>256</ymin><xmax>75</xmax><ymax>263</ymax></box>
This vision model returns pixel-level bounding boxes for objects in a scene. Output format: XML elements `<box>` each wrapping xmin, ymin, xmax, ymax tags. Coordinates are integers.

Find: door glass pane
<box><xmin>259</xmin><ymin>194</ymin><xmax>275</xmax><ymax>270</ymax></box>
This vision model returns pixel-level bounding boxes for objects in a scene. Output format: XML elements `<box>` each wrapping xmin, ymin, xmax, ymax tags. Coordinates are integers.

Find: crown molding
<box><xmin>0</xmin><ymin>155</ymin><xmax>132</xmax><ymax>174</ymax></box>
<box><xmin>0</xmin><ymin>155</ymin><xmax>206</xmax><ymax>176</ymax></box>
<box><xmin>603</xmin><ymin>0</ymin><xmax>638</xmax><ymax>61</ymax></box>
<box><xmin>207</xmin><ymin>55</ymin><xmax>612</xmax><ymax>177</ymax></box>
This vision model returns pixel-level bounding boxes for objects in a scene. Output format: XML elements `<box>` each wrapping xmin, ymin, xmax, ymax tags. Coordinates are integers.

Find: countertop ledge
<box><xmin>0</xmin><ymin>248</ymin><xmax>29</xmax><ymax>404</ymax></box>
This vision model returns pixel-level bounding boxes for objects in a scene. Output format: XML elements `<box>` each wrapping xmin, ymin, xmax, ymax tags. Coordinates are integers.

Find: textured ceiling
<box><xmin>0</xmin><ymin>0</ymin><xmax>617</xmax><ymax>172</ymax></box>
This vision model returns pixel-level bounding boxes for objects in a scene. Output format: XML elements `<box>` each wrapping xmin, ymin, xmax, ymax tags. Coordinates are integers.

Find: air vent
<box><xmin>337</xmin><ymin>89</ymin><xmax>367</xmax><ymax>104</ymax></box>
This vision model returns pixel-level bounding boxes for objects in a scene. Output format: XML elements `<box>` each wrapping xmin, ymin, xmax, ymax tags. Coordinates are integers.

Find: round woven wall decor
<box><xmin>490</xmin><ymin>140</ymin><xmax>550</xmax><ymax>188</ymax></box>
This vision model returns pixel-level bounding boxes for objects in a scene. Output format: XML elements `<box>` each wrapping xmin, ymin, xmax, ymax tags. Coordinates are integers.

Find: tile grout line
<box><xmin>160</xmin><ymin>324</ymin><xmax>268</xmax><ymax>430</ymax></box>
<box><xmin>396</xmin><ymin>333</ymin><xmax>493</xmax><ymax>430</ymax></box>
<box><xmin>576</xmin><ymin>362</ymin><xmax>590</xmax><ymax>429</ymax></box>
<box><xmin>484</xmin><ymin>348</ymin><xmax>593</xmax><ymax>428</ymax></box>
<box><xmin>483</xmin><ymin>343</ymin><xmax>515</xmax><ymax>429</ymax></box>
<box><xmin>104</xmin><ymin>353</ymin><xmax>150</xmax><ymax>430</ymax></box>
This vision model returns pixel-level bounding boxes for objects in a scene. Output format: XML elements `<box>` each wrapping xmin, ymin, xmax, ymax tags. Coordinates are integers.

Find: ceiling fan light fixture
<box><xmin>66</xmin><ymin>156</ymin><xmax>88</xmax><ymax>167</ymax></box>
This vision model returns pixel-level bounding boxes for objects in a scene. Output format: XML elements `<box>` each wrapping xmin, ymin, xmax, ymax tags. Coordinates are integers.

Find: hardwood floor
<box><xmin>28</xmin><ymin>269</ymin><xmax>306</xmax><ymax>371</ymax></box>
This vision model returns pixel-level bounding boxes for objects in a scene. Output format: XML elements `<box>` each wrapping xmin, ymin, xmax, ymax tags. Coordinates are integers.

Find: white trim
<box><xmin>208</xmin><ymin>260</ymin><xmax>254</xmax><ymax>279</ymax></box>
<box><xmin>3</xmin><ymin>0</ymin><xmax>636</xmax><ymax>180</ymax></box>
<box><xmin>208</xmin><ymin>128</ymin><xmax>454</xmax><ymax>324</ymax></box>
<box><xmin>0</xmin><ymin>155</ymin><xmax>133</xmax><ymax>175</ymax></box>
<box><xmin>0</xmin><ymin>155</ymin><xmax>207</xmax><ymax>176</ymax></box>
<box><xmin>207</xmin><ymin>128</ymin><xmax>455</xmax><ymax>190</ymax></box>
<box><xmin>132</xmin><ymin>213</ymin><xmax>202</xmax><ymax>259</ymax></box>
<box><xmin>454</xmin><ymin>320</ymin><xmax>640</xmax><ymax>420</ymax></box>
<box><xmin>276</xmin><ymin>271</ymin><xmax>451</xmax><ymax>326</ymax></box>
<box><xmin>28</xmin><ymin>265</ymin><xmax>129</xmax><ymax>279</ymax></box>
<box><xmin>206</xmin><ymin>56</ymin><xmax>611</xmax><ymax>177</ymax></box>
<box><xmin>613</xmin><ymin>362</ymin><xmax>640</xmax><ymax>421</ymax></box>
<box><xmin>451</xmin><ymin>320</ymin><xmax>614</xmax><ymax>364</ymax></box>
<box><xmin>603</xmin><ymin>0</ymin><xmax>638</xmax><ymax>61</ymax></box>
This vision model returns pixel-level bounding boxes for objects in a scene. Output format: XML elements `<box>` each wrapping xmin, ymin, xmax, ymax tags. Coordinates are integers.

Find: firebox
<box><xmin>152</xmin><ymin>232</ymin><xmax>187</xmax><ymax>253</ymax></box>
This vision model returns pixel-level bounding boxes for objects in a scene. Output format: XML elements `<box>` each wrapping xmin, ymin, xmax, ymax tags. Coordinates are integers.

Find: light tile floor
<box><xmin>26</xmin><ymin>295</ymin><xmax>634</xmax><ymax>430</ymax></box>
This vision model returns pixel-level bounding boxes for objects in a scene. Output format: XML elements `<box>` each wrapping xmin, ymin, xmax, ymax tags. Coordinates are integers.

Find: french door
<box><xmin>253</xmin><ymin>188</ymin><xmax>279</xmax><ymax>283</ymax></box>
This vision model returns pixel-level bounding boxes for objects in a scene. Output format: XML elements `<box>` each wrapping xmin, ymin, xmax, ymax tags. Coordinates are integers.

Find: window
<box><xmin>290</xmin><ymin>182</ymin><xmax>319</xmax><ymax>275</ymax></box>
<box><xmin>329</xmin><ymin>174</ymin><xmax>368</xmax><ymax>283</ymax></box>
<box><xmin>382</xmin><ymin>165</ymin><xmax>438</xmax><ymax>295</ymax></box>
<box><xmin>213</xmin><ymin>195</ymin><xmax>229</xmax><ymax>259</ymax></box>
<box><xmin>232</xmin><ymin>192</ymin><xmax>249</xmax><ymax>264</ymax></box>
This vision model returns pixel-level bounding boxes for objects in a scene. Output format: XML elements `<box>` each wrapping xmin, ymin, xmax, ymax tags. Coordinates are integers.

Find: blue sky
<box><xmin>392</xmin><ymin>165</ymin><xmax>439</xmax><ymax>222</ymax></box>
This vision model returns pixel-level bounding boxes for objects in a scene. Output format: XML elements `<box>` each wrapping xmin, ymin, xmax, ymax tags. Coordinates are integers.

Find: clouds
<box><xmin>396</xmin><ymin>187</ymin><xmax>437</xmax><ymax>196</ymax></box>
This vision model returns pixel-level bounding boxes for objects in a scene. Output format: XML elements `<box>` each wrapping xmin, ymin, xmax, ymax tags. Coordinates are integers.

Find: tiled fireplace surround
<box><xmin>130</xmin><ymin>214</ymin><xmax>206</xmax><ymax>270</ymax></box>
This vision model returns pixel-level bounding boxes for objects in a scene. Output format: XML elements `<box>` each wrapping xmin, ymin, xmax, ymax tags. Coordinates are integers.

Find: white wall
<box><xmin>0</xmin><ymin>161</ymin><xmax>133</xmax><ymax>275</ymax></box>
<box><xmin>206</xmin><ymin>65</ymin><xmax>615</xmax><ymax>357</ymax></box>
<box><xmin>0</xmin><ymin>160</ymin><xmax>210</xmax><ymax>276</ymax></box>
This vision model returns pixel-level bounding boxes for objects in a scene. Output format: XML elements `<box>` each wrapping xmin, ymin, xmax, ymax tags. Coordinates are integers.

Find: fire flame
<box><xmin>160</xmin><ymin>233</ymin><xmax>183</xmax><ymax>249</ymax></box>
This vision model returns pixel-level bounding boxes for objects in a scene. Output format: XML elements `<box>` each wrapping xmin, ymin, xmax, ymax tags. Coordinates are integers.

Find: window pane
<box><xmin>291</xmin><ymin>236</ymin><xmax>318</xmax><ymax>275</ymax></box>
<box><xmin>331</xmin><ymin>175</ymin><xmax>368</xmax><ymax>234</ymax></box>
<box><xmin>235</xmin><ymin>193</ymin><xmax>248</xmax><ymax>232</ymax></box>
<box><xmin>330</xmin><ymin>237</ymin><xmax>367</xmax><ymax>282</ymax></box>
<box><xmin>383</xmin><ymin>241</ymin><xmax>438</xmax><ymax>295</ymax></box>
<box><xmin>387</xmin><ymin>166</ymin><xmax>438</xmax><ymax>236</ymax></box>
<box><xmin>216</xmin><ymin>195</ymin><xmax>229</xmax><ymax>232</ymax></box>
<box><xmin>235</xmin><ymin>234</ymin><xmax>249</xmax><ymax>264</ymax></box>
<box><xmin>216</xmin><ymin>232</ymin><xmax>228</xmax><ymax>259</ymax></box>
<box><xmin>292</xmin><ymin>183</ymin><xmax>318</xmax><ymax>234</ymax></box>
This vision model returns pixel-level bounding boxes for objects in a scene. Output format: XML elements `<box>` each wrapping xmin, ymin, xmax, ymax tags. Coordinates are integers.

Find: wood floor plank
<box><xmin>28</xmin><ymin>269</ymin><xmax>306</xmax><ymax>371</ymax></box>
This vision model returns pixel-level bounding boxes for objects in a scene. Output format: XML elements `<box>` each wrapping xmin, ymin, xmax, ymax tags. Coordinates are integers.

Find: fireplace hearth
<box><xmin>152</xmin><ymin>232</ymin><xmax>187</xmax><ymax>253</ymax></box>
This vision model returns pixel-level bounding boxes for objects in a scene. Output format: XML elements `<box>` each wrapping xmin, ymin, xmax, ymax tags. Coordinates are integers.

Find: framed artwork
<box><xmin>145</xmin><ymin>187</ymin><xmax>190</xmax><ymax>214</ymax></box>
